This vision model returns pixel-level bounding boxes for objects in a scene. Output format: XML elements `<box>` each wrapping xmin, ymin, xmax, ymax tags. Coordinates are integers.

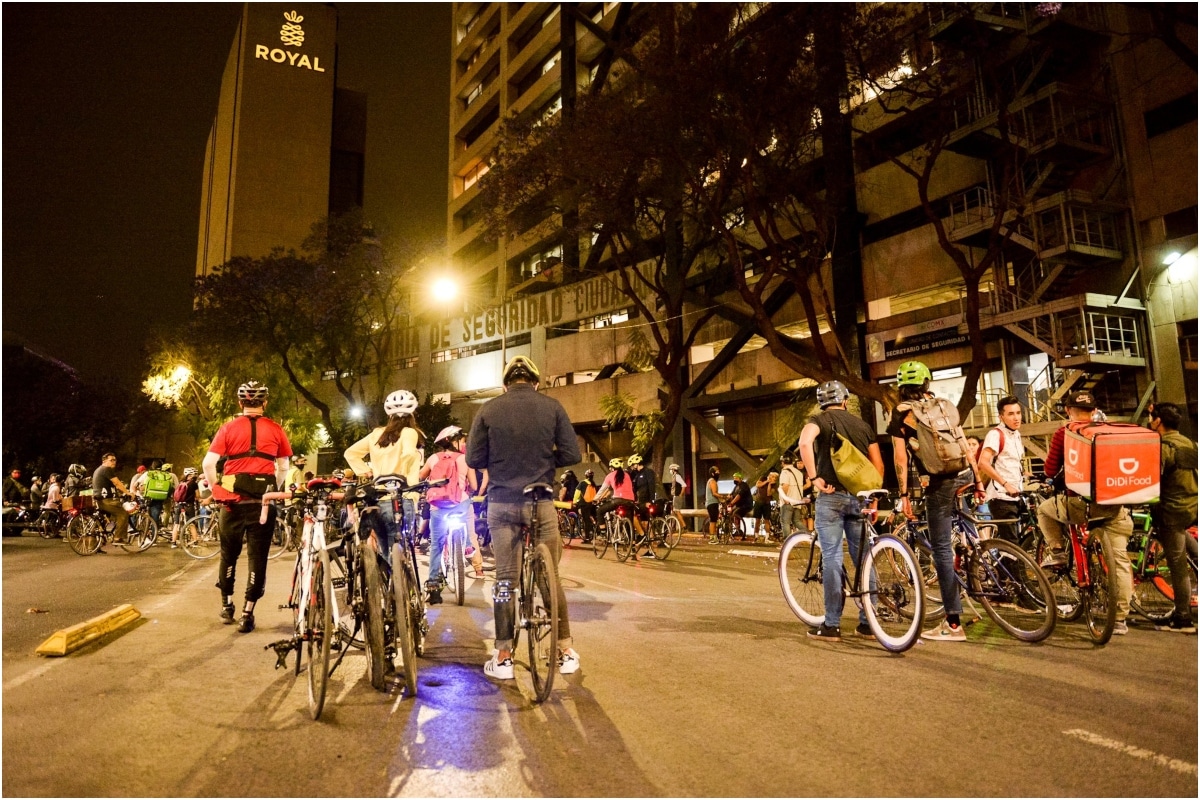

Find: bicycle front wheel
<box><xmin>648</xmin><ymin>517</ymin><xmax>671</xmax><ymax>560</ymax></box>
<box><xmin>392</xmin><ymin>543</ymin><xmax>418</xmax><ymax>698</ymax></box>
<box><xmin>592</xmin><ymin>522</ymin><xmax>609</xmax><ymax>558</ymax></box>
<box><xmin>862</xmin><ymin>536</ymin><xmax>925</xmax><ymax>653</ymax></box>
<box><xmin>526</xmin><ymin>543</ymin><xmax>560</xmax><ymax>704</ymax></box>
<box><xmin>451</xmin><ymin>532</ymin><xmax>465</xmax><ymax>605</ymax></box>
<box><xmin>1130</xmin><ymin>537</ymin><xmax>1176</xmax><ymax>623</ymax></box>
<box><xmin>306</xmin><ymin>548</ymin><xmax>332</xmax><ymax>720</ymax></box>
<box><xmin>778</xmin><ymin>532</ymin><xmax>825</xmax><ymax>628</ymax></box>
<box><xmin>614</xmin><ymin>518</ymin><xmax>634</xmax><ymax>562</ymax></box>
<box><xmin>1083</xmin><ymin>536</ymin><xmax>1117</xmax><ymax>645</ymax></box>
<box><xmin>70</xmin><ymin>517</ymin><xmax>103</xmax><ymax>556</ymax></box>
<box><xmin>182</xmin><ymin>515</ymin><xmax>220</xmax><ymax>559</ymax></box>
<box><xmin>362</xmin><ymin>548</ymin><xmax>389</xmax><ymax>691</ymax></box>
<box><xmin>662</xmin><ymin>515</ymin><xmax>682</xmax><ymax>553</ymax></box>
<box><xmin>122</xmin><ymin>513</ymin><xmax>157</xmax><ymax>552</ymax></box>
<box><xmin>1022</xmin><ymin>530</ymin><xmax>1082</xmax><ymax>621</ymax></box>
<box><xmin>559</xmin><ymin>510</ymin><xmax>574</xmax><ymax>547</ymax></box>
<box><xmin>975</xmin><ymin>538</ymin><xmax>1056</xmax><ymax>643</ymax></box>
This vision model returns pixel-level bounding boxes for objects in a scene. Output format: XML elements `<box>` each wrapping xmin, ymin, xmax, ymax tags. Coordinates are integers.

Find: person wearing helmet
<box><xmin>91</xmin><ymin>454</ymin><xmax>132</xmax><ymax>549</ymax></box>
<box><xmin>887</xmin><ymin>361</ymin><xmax>975</xmax><ymax>643</ymax></box>
<box><xmin>704</xmin><ymin>465</ymin><xmax>726</xmax><ymax>542</ymax></box>
<box><xmin>665</xmin><ymin>463</ymin><xmax>688</xmax><ymax>532</ymax></box>
<box><xmin>627</xmin><ymin>455</ymin><xmax>661</xmax><ymax>555</ymax></box>
<box><xmin>558</xmin><ymin>469</ymin><xmax>578</xmax><ymax>506</ymax></box>
<box><xmin>418</xmin><ymin>425</ymin><xmax>482</xmax><ymax>601</ymax></box>
<box><xmin>204</xmin><ymin>380</ymin><xmax>293</xmax><ymax>634</ymax></box>
<box><xmin>129</xmin><ymin>465</ymin><xmax>149</xmax><ymax>499</ymax></box>
<box><xmin>725</xmin><ymin>472</ymin><xmax>753</xmax><ymax>539</ymax></box>
<box><xmin>171</xmin><ymin>468</ymin><xmax>201</xmax><ymax>548</ymax></box>
<box><xmin>344</xmin><ymin>389</ymin><xmax>426</xmax><ymax>563</ymax></box>
<box><xmin>572</xmin><ymin>468</ymin><xmax>600</xmax><ymax>542</ymax></box>
<box><xmin>797</xmin><ymin>380</ymin><xmax>885</xmax><ymax>642</ymax></box>
<box><xmin>466</xmin><ymin>355</ymin><xmax>582</xmax><ymax>681</ymax></box>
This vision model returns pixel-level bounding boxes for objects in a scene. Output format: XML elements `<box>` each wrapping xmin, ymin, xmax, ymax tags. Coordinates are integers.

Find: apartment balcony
<box><xmin>983</xmin><ymin>291</ymin><xmax>1147</xmax><ymax>370</ymax></box>
<box><xmin>507</xmin><ymin>14</ymin><xmax>561</xmax><ymax>94</ymax></box>
<box><xmin>453</xmin><ymin>4</ymin><xmax>501</xmax><ymax>59</ymax></box>
<box><xmin>928</xmin><ymin>2</ymin><xmax>1027</xmax><ymax>44</ymax></box>
<box><xmin>454</xmin><ymin>33</ymin><xmax>500</xmax><ymax>99</ymax></box>
<box><xmin>455</xmin><ymin>74</ymin><xmax>500</xmax><ymax>132</ymax></box>
<box><xmin>508</xmin><ymin>59</ymin><xmax>562</xmax><ymax>120</ymax></box>
<box><xmin>1026</xmin><ymin>2</ymin><xmax>1109</xmax><ymax>46</ymax></box>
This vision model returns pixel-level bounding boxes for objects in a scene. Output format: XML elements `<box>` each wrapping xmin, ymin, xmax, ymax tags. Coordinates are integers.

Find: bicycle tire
<box><xmin>904</xmin><ymin>532</ymin><xmax>945</xmax><ymax>621</ymax></box>
<box><xmin>391</xmin><ymin>543</ymin><xmax>418</xmax><ymax>697</ymax></box>
<box><xmin>361</xmin><ymin>547</ymin><xmax>388</xmax><ymax>691</ymax></box>
<box><xmin>975</xmin><ymin>538</ymin><xmax>1056</xmax><ymax>642</ymax></box>
<box><xmin>64</xmin><ymin>514</ymin><xmax>84</xmax><ymax>545</ymax></box>
<box><xmin>306</xmin><ymin>548</ymin><xmax>332</xmax><ymax>720</ymax></box>
<box><xmin>1130</xmin><ymin>537</ymin><xmax>1176</xmax><ymax>623</ymax></box>
<box><xmin>526</xmin><ymin>542</ymin><xmax>559</xmax><ymax>703</ymax></box>
<box><xmin>1083</xmin><ymin>536</ymin><xmax>1117</xmax><ymax>645</ymax></box>
<box><xmin>778</xmin><ymin>533</ymin><xmax>825</xmax><ymax>628</ymax></box>
<box><xmin>404</xmin><ymin>539</ymin><xmax>427</xmax><ymax>657</ymax></box>
<box><xmin>128</xmin><ymin>513</ymin><xmax>157</xmax><ymax>552</ymax></box>
<box><xmin>862</xmin><ymin>535</ymin><xmax>925</xmax><ymax>653</ymax></box>
<box><xmin>452</xmin><ymin>532</ymin><xmax>465</xmax><ymax>606</ymax></box>
<box><xmin>268</xmin><ymin>516</ymin><xmax>289</xmax><ymax>560</ymax></box>
<box><xmin>559</xmin><ymin>510</ymin><xmax>574</xmax><ymax>547</ymax></box>
<box><xmin>662</xmin><ymin>515</ymin><xmax>682</xmax><ymax>553</ymax></box>
<box><xmin>182</xmin><ymin>515</ymin><xmax>220</xmax><ymax>559</ymax></box>
<box><xmin>37</xmin><ymin>511</ymin><xmax>59</xmax><ymax>539</ymax></box>
<box><xmin>648</xmin><ymin>517</ymin><xmax>671</xmax><ymax>560</ymax></box>
<box><xmin>592</xmin><ymin>521</ymin><xmax>609</xmax><ymax>558</ymax></box>
<box><xmin>70</xmin><ymin>517</ymin><xmax>103</xmax><ymax>556</ymax></box>
<box><xmin>614</xmin><ymin>518</ymin><xmax>634</xmax><ymax>562</ymax></box>
<box><xmin>1022</xmin><ymin>530</ymin><xmax>1083</xmax><ymax>621</ymax></box>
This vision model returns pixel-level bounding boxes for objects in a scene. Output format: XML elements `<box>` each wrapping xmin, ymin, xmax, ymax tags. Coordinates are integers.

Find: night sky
<box><xmin>3</xmin><ymin>3</ymin><xmax>451</xmax><ymax>386</ymax></box>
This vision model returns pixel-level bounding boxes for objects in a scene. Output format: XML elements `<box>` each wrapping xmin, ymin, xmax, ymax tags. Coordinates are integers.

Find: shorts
<box><xmin>706</xmin><ymin>503</ymin><xmax>720</xmax><ymax>523</ymax></box>
<box><xmin>752</xmin><ymin>500</ymin><xmax>770</xmax><ymax>518</ymax></box>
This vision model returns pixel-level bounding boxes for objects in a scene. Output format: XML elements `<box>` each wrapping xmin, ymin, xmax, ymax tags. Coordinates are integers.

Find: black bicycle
<box><xmin>510</xmin><ymin>482</ymin><xmax>561</xmax><ymax>702</ymax></box>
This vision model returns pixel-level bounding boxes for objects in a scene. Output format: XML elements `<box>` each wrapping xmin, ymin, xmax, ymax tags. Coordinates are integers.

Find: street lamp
<box><xmin>429</xmin><ymin>275</ymin><xmax>509</xmax><ymax>384</ymax></box>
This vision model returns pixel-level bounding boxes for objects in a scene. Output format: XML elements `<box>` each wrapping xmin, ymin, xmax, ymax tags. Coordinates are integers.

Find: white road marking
<box><xmin>728</xmin><ymin>549</ymin><xmax>780</xmax><ymax>559</ymax></box>
<box><xmin>580</xmin><ymin>576</ymin><xmax>661</xmax><ymax>599</ymax></box>
<box><xmin>4</xmin><ymin>661</ymin><xmax>60</xmax><ymax>691</ymax></box>
<box><xmin>1064</xmin><ymin>729</ymin><xmax>1198</xmax><ymax>776</ymax></box>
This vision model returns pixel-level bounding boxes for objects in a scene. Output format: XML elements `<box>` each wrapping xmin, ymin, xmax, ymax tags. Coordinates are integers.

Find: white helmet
<box><xmin>384</xmin><ymin>389</ymin><xmax>418</xmax><ymax>417</ymax></box>
<box><xmin>434</xmin><ymin>425</ymin><xmax>463</xmax><ymax>445</ymax></box>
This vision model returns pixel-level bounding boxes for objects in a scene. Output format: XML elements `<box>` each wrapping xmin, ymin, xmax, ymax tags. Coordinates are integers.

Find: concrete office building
<box><xmin>197</xmin><ymin>2</ymin><xmax>365</xmax><ymax>277</ymax></box>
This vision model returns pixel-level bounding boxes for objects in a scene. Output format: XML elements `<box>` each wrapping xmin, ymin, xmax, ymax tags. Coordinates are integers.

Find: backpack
<box><xmin>580</xmin><ymin>480</ymin><xmax>597</xmax><ymax>503</ymax></box>
<box><xmin>907</xmin><ymin>397</ymin><xmax>969</xmax><ymax>476</ymax></box>
<box><xmin>144</xmin><ymin>470</ymin><xmax>172</xmax><ymax>500</ymax></box>
<box><xmin>425</xmin><ymin>452</ymin><xmax>465</xmax><ymax>508</ymax></box>
<box><xmin>173</xmin><ymin>480</ymin><xmax>190</xmax><ymax>503</ymax></box>
<box><xmin>827</xmin><ymin>415</ymin><xmax>883</xmax><ymax>495</ymax></box>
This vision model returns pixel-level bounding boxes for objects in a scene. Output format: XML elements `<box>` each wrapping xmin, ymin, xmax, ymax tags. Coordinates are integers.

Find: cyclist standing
<box><xmin>419</xmin><ymin>425</ymin><xmax>478</xmax><ymax>604</ymax></box>
<box><xmin>572</xmin><ymin>468</ymin><xmax>599</xmax><ymax>542</ymax></box>
<box><xmin>629</xmin><ymin>455</ymin><xmax>658</xmax><ymax>554</ymax></box>
<box><xmin>467</xmin><ymin>356</ymin><xmax>581</xmax><ymax>681</ymax></box>
<box><xmin>1147</xmin><ymin>402</ymin><xmax>1197</xmax><ymax>633</ymax></box>
<box><xmin>204</xmin><ymin>381</ymin><xmax>292</xmax><ymax>633</ymax></box>
<box><xmin>666</xmin><ymin>463</ymin><xmax>688</xmax><ymax>533</ymax></box>
<box><xmin>798</xmin><ymin>380</ymin><xmax>885</xmax><ymax>641</ymax></box>
<box><xmin>977</xmin><ymin>396</ymin><xmax>1026</xmax><ymax>543</ymax></box>
<box><xmin>92</xmin><ymin>454</ymin><xmax>132</xmax><ymax>546</ymax></box>
<box><xmin>705</xmin><ymin>466</ymin><xmax>725</xmax><ymax>543</ymax></box>
<box><xmin>725</xmin><ymin>473</ymin><xmax>753</xmax><ymax>539</ymax></box>
<box><xmin>1036</xmin><ymin>390</ymin><xmax>1134</xmax><ymax>634</ymax></box>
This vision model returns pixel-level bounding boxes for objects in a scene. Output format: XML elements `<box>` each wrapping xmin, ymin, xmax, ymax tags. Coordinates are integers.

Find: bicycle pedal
<box><xmin>331</xmin><ymin>577</ymin><xmax>346</xmax><ymax>589</ymax></box>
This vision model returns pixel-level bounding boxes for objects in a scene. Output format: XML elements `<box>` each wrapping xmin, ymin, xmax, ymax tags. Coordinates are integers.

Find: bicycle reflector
<box><xmin>647</xmin><ymin>503</ymin><xmax>657</xmax><ymax>515</ymax></box>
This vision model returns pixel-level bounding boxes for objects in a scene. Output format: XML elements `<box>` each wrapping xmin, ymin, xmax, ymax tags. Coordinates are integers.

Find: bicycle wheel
<box><xmin>614</xmin><ymin>518</ymin><xmax>634</xmax><ymax>562</ymax></box>
<box><xmin>124</xmin><ymin>513</ymin><xmax>157</xmax><ymax>552</ymax></box>
<box><xmin>268</xmin><ymin>516</ymin><xmax>289</xmax><ymax>560</ymax></box>
<box><xmin>648</xmin><ymin>517</ymin><xmax>671</xmax><ymax>560</ymax></box>
<box><xmin>392</xmin><ymin>543</ymin><xmax>418</xmax><ymax>697</ymax></box>
<box><xmin>404</xmin><ymin>546</ymin><xmax>427</xmax><ymax>657</ymax></box>
<box><xmin>526</xmin><ymin>543</ymin><xmax>560</xmax><ymax>703</ymax></box>
<box><xmin>1083</xmin><ymin>536</ymin><xmax>1117</xmax><ymax>645</ymax></box>
<box><xmin>862</xmin><ymin>535</ymin><xmax>925</xmax><ymax>653</ymax></box>
<box><xmin>306</xmin><ymin>548</ymin><xmax>332</xmax><ymax>720</ymax></box>
<box><xmin>451</xmin><ymin>531</ymin><xmax>465</xmax><ymax>606</ymax></box>
<box><xmin>182</xmin><ymin>515</ymin><xmax>220</xmax><ymax>559</ymax></box>
<box><xmin>70</xmin><ymin>517</ymin><xmax>103</xmax><ymax>556</ymax></box>
<box><xmin>592</xmin><ymin>520</ymin><xmax>609</xmax><ymax>558</ymax></box>
<box><xmin>361</xmin><ymin>548</ymin><xmax>388</xmax><ymax>691</ymax></box>
<box><xmin>326</xmin><ymin>549</ymin><xmax>362</xmax><ymax>649</ymax></box>
<box><xmin>1130</xmin><ymin>537</ymin><xmax>1177</xmax><ymax>623</ymax></box>
<box><xmin>778</xmin><ymin>532</ymin><xmax>825</xmax><ymax>627</ymax></box>
<box><xmin>559</xmin><ymin>510</ymin><xmax>573</xmax><ymax>547</ymax></box>
<box><xmin>37</xmin><ymin>511</ymin><xmax>59</xmax><ymax>539</ymax></box>
<box><xmin>1022</xmin><ymin>530</ymin><xmax>1083</xmax><ymax>621</ymax></box>
<box><xmin>662</xmin><ymin>515</ymin><xmax>682</xmax><ymax>553</ymax></box>
<box><xmin>975</xmin><ymin>538</ymin><xmax>1056</xmax><ymax>642</ymax></box>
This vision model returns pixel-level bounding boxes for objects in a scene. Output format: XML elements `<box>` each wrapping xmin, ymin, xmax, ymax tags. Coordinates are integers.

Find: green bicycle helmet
<box><xmin>896</xmin><ymin>360</ymin><xmax>932</xmax><ymax>386</ymax></box>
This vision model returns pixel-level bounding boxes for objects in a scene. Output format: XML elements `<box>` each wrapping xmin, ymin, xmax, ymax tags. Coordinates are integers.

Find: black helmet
<box><xmin>237</xmin><ymin>380</ymin><xmax>269</xmax><ymax>403</ymax></box>
<box><xmin>584</xmin><ymin>469</ymin><xmax>595</xmax><ymax>479</ymax></box>
<box><xmin>816</xmin><ymin>380</ymin><xmax>850</xmax><ymax>409</ymax></box>
<box><xmin>68</xmin><ymin>463</ymin><xmax>86</xmax><ymax>478</ymax></box>
<box><xmin>562</xmin><ymin>469</ymin><xmax>575</xmax><ymax>479</ymax></box>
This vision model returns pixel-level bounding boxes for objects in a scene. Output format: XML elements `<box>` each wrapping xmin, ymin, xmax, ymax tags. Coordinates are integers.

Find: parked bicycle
<box><xmin>778</xmin><ymin>489</ymin><xmax>926</xmax><ymax>653</ymax></box>
<box><xmin>180</xmin><ymin>508</ymin><xmax>222</xmax><ymax>560</ymax></box>
<box><xmin>556</xmin><ymin>502</ymin><xmax>582</xmax><ymax>547</ymax></box>
<box><xmin>66</xmin><ymin>495</ymin><xmax>155</xmax><ymax>556</ymax></box>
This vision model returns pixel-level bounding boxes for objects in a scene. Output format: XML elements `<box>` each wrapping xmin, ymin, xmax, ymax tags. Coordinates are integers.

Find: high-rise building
<box><xmin>197</xmin><ymin>2</ymin><xmax>365</xmax><ymax>277</ymax></box>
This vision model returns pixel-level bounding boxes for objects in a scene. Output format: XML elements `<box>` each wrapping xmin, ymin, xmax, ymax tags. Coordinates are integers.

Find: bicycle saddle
<box><xmin>306</xmin><ymin>478</ymin><xmax>341</xmax><ymax>492</ymax></box>
<box><xmin>523</xmin><ymin>482</ymin><xmax>554</xmax><ymax>499</ymax></box>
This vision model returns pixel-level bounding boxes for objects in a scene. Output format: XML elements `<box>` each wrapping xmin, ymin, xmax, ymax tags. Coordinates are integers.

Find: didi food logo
<box><xmin>1118</xmin><ymin>458</ymin><xmax>1139</xmax><ymax>475</ymax></box>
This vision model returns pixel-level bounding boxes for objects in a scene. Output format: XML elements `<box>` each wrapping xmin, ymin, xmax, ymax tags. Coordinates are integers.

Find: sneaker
<box><xmin>170</xmin><ymin>543</ymin><xmax>178</xmax><ymax>549</ymax></box>
<box><xmin>427</xmin><ymin>590</ymin><xmax>443</xmax><ymax>606</ymax></box>
<box><xmin>1155</xmin><ymin>615</ymin><xmax>1197</xmax><ymax>633</ymax></box>
<box><xmin>642</xmin><ymin>550</ymin><xmax>656</xmax><ymax>559</ymax></box>
<box><xmin>1040</xmin><ymin>548</ymin><xmax>1068</xmax><ymax>568</ymax></box>
<box><xmin>807</xmin><ymin>624</ymin><xmax>841</xmax><ymax>642</ymax></box>
<box><xmin>1111</xmin><ymin>621</ymin><xmax>1128</xmax><ymax>636</ymax></box>
<box><xmin>219</xmin><ymin>604</ymin><xmax>235</xmax><ymax>625</ymax></box>
<box><xmin>922</xmin><ymin>620</ymin><xmax>966</xmax><ymax>642</ymax></box>
<box><xmin>707</xmin><ymin>537</ymin><xmax>719</xmax><ymax>545</ymax></box>
<box><xmin>558</xmin><ymin>648</ymin><xmax>580</xmax><ymax>675</ymax></box>
<box><xmin>854</xmin><ymin>622</ymin><xmax>873</xmax><ymax>637</ymax></box>
<box><xmin>236</xmin><ymin>613</ymin><xmax>255</xmax><ymax>633</ymax></box>
<box><xmin>484</xmin><ymin>653</ymin><xmax>514</xmax><ymax>680</ymax></box>
<box><xmin>464</xmin><ymin>546</ymin><xmax>476</xmax><ymax>559</ymax></box>
<box><xmin>474</xmin><ymin>569</ymin><xmax>485</xmax><ymax>579</ymax></box>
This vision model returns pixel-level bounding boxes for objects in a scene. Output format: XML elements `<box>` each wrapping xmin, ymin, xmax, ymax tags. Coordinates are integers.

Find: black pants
<box><xmin>216</xmin><ymin>503</ymin><xmax>276</xmax><ymax>603</ymax></box>
<box><xmin>988</xmin><ymin>498</ymin><xmax>1021</xmax><ymax>543</ymax></box>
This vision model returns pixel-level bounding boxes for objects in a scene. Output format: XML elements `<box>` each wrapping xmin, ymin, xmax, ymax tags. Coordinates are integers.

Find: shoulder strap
<box><xmin>225</xmin><ymin>416</ymin><xmax>278</xmax><ymax>461</ymax></box>
<box><xmin>993</xmin><ymin>426</ymin><xmax>1006</xmax><ymax>455</ymax></box>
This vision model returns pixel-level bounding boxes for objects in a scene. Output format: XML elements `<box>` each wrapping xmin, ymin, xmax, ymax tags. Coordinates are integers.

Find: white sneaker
<box><xmin>1112</xmin><ymin>621</ymin><xmax>1128</xmax><ymax>636</ymax></box>
<box><xmin>558</xmin><ymin>648</ymin><xmax>580</xmax><ymax>675</ymax></box>
<box><xmin>921</xmin><ymin>619</ymin><xmax>967</xmax><ymax>642</ymax></box>
<box><xmin>484</xmin><ymin>653</ymin><xmax>514</xmax><ymax>680</ymax></box>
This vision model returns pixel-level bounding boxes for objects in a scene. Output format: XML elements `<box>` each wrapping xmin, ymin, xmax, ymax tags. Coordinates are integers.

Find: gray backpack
<box><xmin>907</xmin><ymin>397</ymin><xmax>969</xmax><ymax>476</ymax></box>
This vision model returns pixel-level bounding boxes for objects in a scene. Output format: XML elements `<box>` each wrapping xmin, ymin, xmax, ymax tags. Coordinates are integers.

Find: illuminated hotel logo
<box><xmin>254</xmin><ymin>10</ymin><xmax>325</xmax><ymax>72</ymax></box>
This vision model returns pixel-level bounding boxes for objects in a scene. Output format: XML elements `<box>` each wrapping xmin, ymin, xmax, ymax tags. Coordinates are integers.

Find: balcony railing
<box><xmin>1038</xmin><ymin>203</ymin><xmax>1121</xmax><ymax>254</ymax></box>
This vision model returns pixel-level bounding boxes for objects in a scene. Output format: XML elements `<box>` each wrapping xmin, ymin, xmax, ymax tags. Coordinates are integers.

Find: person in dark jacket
<box><xmin>1148</xmin><ymin>403</ymin><xmax>1197</xmax><ymax>633</ymax></box>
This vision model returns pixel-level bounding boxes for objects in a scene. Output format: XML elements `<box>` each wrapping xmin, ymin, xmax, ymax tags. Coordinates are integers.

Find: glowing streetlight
<box><xmin>348</xmin><ymin>405</ymin><xmax>365</xmax><ymax>420</ymax></box>
<box><xmin>430</xmin><ymin>276</ymin><xmax>460</xmax><ymax>304</ymax></box>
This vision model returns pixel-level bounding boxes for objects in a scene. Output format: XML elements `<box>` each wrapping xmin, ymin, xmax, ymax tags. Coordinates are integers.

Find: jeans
<box><xmin>814</xmin><ymin>491</ymin><xmax>869</xmax><ymax>629</ymax></box>
<box><xmin>148</xmin><ymin>499</ymin><xmax>166</xmax><ymax>528</ymax></box>
<box><xmin>488</xmin><ymin>499</ymin><xmax>571</xmax><ymax>653</ymax></box>
<box><xmin>987</xmin><ymin>498</ymin><xmax>1021</xmax><ymax>543</ymax></box>
<box><xmin>427</xmin><ymin>497</ymin><xmax>474</xmax><ymax>586</ymax></box>
<box><xmin>216</xmin><ymin>503</ymin><xmax>275</xmax><ymax>603</ymax></box>
<box><xmin>372</xmin><ymin>497</ymin><xmax>414</xmax><ymax>567</ymax></box>
<box><xmin>1152</xmin><ymin>516</ymin><xmax>1194</xmax><ymax>618</ymax></box>
<box><xmin>926</xmin><ymin>476</ymin><xmax>963</xmax><ymax>617</ymax></box>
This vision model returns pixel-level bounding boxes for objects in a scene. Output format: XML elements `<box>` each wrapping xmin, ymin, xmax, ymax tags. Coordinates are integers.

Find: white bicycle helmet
<box><xmin>237</xmin><ymin>380</ymin><xmax>270</xmax><ymax>403</ymax></box>
<box><xmin>384</xmin><ymin>389</ymin><xmax>418</xmax><ymax>417</ymax></box>
<box><xmin>434</xmin><ymin>425</ymin><xmax>463</xmax><ymax>445</ymax></box>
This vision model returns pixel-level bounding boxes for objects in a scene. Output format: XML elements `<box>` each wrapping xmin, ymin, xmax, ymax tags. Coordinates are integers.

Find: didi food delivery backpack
<box><xmin>1063</xmin><ymin>421</ymin><xmax>1160</xmax><ymax>505</ymax></box>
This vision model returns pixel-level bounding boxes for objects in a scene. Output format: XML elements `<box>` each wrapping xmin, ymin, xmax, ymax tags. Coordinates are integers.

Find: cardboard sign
<box><xmin>1064</xmin><ymin>422</ymin><xmax>1160</xmax><ymax>505</ymax></box>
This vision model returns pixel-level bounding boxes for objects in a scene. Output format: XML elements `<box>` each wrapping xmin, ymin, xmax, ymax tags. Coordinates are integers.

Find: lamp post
<box><xmin>430</xmin><ymin>276</ymin><xmax>508</xmax><ymax>385</ymax></box>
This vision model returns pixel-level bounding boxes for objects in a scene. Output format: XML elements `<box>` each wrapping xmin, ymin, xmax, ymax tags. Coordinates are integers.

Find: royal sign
<box><xmin>1063</xmin><ymin>421</ymin><xmax>1160</xmax><ymax>505</ymax></box>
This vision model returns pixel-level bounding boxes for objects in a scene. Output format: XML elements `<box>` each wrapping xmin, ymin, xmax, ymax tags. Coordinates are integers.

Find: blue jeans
<box><xmin>367</xmin><ymin>497</ymin><xmax>414</xmax><ymax>567</ymax></box>
<box><xmin>926</xmin><ymin>476</ymin><xmax>963</xmax><ymax>617</ymax></box>
<box><xmin>427</xmin><ymin>497</ymin><xmax>473</xmax><ymax>586</ymax></box>
<box><xmin>815</xmin><ymin>491</ymin><xmax>869</xmax><ymax>629</ymax></box>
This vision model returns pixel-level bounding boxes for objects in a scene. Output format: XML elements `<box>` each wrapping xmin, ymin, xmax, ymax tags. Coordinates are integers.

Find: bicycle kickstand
<box><xmin>265</xmin><ymin>637</ymin><xmax>300</xmax><ymax>670</ymax></box>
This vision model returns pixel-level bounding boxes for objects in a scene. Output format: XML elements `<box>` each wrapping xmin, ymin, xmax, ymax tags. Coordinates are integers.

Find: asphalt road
<box><xmin>3</xmin><ymin>529</ymin><xmax>1196</xmax><ymax>797</ymax></box>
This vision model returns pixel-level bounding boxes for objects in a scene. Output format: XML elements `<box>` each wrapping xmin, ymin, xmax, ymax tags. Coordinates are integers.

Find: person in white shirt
<box><xmin>777</xmin><ymin>453</ymin><xmax>812</xmax><ymax>538</ymax></box>
<box><xmin>977</xmin><ymin>395</ymin><xmax>1026</xmax><ymax>543</ymax></box>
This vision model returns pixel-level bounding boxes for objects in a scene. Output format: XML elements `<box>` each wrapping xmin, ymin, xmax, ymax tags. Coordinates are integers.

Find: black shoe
<box><xmin>237</xmin><ymin>613</ymin><xmax>255</xmax><ymax>633</ymax></box>
<box><xmin>1156</xmin><ymin>614</ymin><xmax>1198</xmax><ymax>633</ymax></box>
<box><xmin>854</xmin><ymin>622</ymin><xmax>873</xmax><ymax>637</ymax></box>
<box><xmin>427</xmin><ymin>590</ymin><xmax>443</xmax><ymax>606</ymax></box>
<box><xmin>807</xmin><ymin>624</ymin><xmax>841</xmax><ymax>642</ymax></box>
<box><xmin>220</xmin><ymin>604</ymin><xmax>236</xmax><ymax>624</ymax></box>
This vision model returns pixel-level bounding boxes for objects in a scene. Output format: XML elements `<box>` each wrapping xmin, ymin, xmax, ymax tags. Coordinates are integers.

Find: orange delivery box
<box><xmin>1063</xmin><ymin>421</ymin><xmax>1160</xmax><ymax>505</ymax></box>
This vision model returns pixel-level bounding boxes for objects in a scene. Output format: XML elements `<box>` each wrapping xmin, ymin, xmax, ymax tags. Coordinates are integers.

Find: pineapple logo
<box><xmin>280</xmin><ymin>11</ymin><xmax>305</xmax><ymax>47</ymax></box>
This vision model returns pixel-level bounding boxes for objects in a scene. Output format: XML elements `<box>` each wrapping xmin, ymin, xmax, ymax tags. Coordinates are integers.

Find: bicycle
<box><xmin>180</xmin><ymin>508</ymin><xmax>222</xmax><ymax>559</ymax></box>
<box><xmin>66</xmin><ymin>496</ymin><xmax>153</xmax><ymax>556</ymax></box>
<box><xmin>556</xmin><ymin>502</ymin><xmax>581</xmax><ymax>547</ymax></box>
<box><xmin>645</xmin><ymin>498</ymin><xmax>682</xmax><ymax>560</ymax></box>
<box><xmin>593</xmin><ymin>502</ymin><xmax>634</xmax><ymax>559</ymax></box>
<box><xmin>896</xmin><ymin>486</ymin><xmax>1057</xmax><ymax>643</ymax></box>
<box><xmin>439</xmin><ymin>506</ymin><xmax>471</xmax><ymax>605</ymax></box>
<box><xmin>1021</xmin><ymin>486</ymin><xmax>1119</xmax><ymax>645</ymax></box>
<box><xmin>1126</xmin><ymin>510</ymin><xmax>1199</xmax><ymax>623</ymax></box>
<box><xmin>778</xmin><ymin>489</ymin><xmax>926</xmax><ymax>653</ymax></box>
<box><xmin>508</xmin><ymin>482</ymin><xmax>561</xmax><ymax>703</ymax></box>
<box><xmin>36</xmin><ymin>507</ymin><xmax>66</xmax><ymax>539</ymax></box>
<box><xmin>713</xmin><ymin>504</ymin><xmax>743</xmax><ymax>544</ymax></box>
<box><xmin>126</xmin><ymin>496</ymin><xmax>159</xmax><ymax>552</ymax></box>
